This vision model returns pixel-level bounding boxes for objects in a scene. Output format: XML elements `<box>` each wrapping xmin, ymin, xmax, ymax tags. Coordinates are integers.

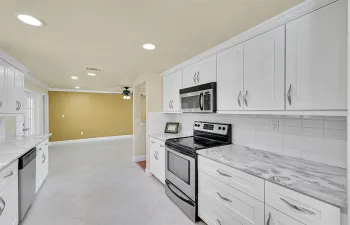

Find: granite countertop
<box><xmin>197</xmin><ymin>144</ymin><xmax>347</xmax><ymax>212</ymax></box>
<box><xmin>149</xmin><ymin>133</ymin><xmax>192</xmax><ymax>142</ymax></box>
<box><xmin>0</xmin><ymin>134</ymin><xmax>51</xmax><ymax>171</ymax></box>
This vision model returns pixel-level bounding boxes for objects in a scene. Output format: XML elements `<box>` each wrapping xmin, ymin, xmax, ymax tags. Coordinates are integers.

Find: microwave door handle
<box><xmin>199</xmin><ymin>93</ymin><xmax>203</xmax><ymax>110</ymax></box>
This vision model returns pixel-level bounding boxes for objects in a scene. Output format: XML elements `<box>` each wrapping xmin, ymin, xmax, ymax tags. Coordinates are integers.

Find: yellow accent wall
<box><xmin>49</xmin><ymin>91</ymin><xmax>133</xmax><ymax>142</ymax></box>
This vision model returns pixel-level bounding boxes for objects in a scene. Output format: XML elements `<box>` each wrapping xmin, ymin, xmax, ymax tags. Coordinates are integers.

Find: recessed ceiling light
<box><xmin>143</xmin><ymin>43</ymin><xmax>155</xmax><ymax>50</ymax></box>
<box><xmin>17</xmin><ymin>14</ymin><xmax>44</xmax><ymax>27</ymax></box>
<box><xmin>71</xmin><ymin>76</ymin><xmax>79</xmax><ymax>80</ymax></box>
<box><xmin>74</xmin><ymin>86</ymin><xmax>80</xmax><ymax>89</ymax></box>
<box><xmin>87</xmin><ymin>73</ymin><xmax>96</xmax><ymax>76</ymax></box>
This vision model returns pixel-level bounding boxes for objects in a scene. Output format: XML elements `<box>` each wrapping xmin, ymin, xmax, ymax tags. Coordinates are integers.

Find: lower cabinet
<box><xmin>149</xmin><ymin>137</ymin><xmax>165</xmax><ymax>184</ymax></box>
<box><xmin>0</xmin><ymin>167</ymin><xmax>18</xmax><ymax>225</ymax></box>
<box><xmin>265</xmin><ymin>205</ymin><xmax>304</xmax><ymax>225</ymax></box>
<box><xmin>36</xmin><ymin>139</ymin><xmax>49</xmax><ymax>193</ymax></box>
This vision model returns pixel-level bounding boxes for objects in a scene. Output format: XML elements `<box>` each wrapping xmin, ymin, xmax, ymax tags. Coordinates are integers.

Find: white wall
<box><xmin>153</xmin><ymin>113</ymin><xmax>347</xmax><ymax>168</ymax></box>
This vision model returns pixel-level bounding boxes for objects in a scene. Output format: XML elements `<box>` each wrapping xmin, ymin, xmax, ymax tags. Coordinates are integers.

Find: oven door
<box><xmin>165</xmin><ymin>147</ymin><xmax>196</xmax><ymax>201</ymax></box>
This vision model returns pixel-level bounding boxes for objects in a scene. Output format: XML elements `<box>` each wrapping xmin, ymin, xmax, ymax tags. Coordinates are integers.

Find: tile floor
<box><xmin>22</xmin><ymin>138</ymin><xmax>205</xmax><ymax>225</ymax></box>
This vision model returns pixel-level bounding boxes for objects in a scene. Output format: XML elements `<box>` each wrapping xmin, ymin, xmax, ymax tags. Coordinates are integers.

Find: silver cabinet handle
<box><xmin>280</xmin><ymin>198</ymin><xmax>315</xmax><ymax>215</ymax></box>
<box><xmin>170</xmin><ymin>100</ymin><xmax>173</xmax><ymax>109</ymax></box>
<box><xmin>287</xmin><ymin>84</ymin><xmax>292</xmax><ymax>106</ymax></box>
<box><xmin>15</xmin><ymin>101</ymin><xmax>18</xmax><ymax>111</ymax></box>
<box><xmin>197</xmin><ymin>72</ymin><xmax>200</xmax><ymax>83</ymax></box>
<box><xmin>151</xmin><ymin>141</ymin><xmax>155</xmax><ymax>144</ymax></box>
<box><xmin>217</xmin><ymin>192</ymin><xmax>232</xmax><ymax>202</ymax></box>
<box><xmin>237</xmin><ymin>91</ymin><xmax>242</xmax><ymax>107</ymax></box>
<box><xmin>193</xmin><ymin>73</ymin><xmax>197</xmax><ymax>84</ymax></box>
<box><xmin>217</xmin><ymin>170</ymin><xmax>232</xmax><ymax>177</ymax></box>
<box><xmin>216</xmin><ymin>219</ymin><xmax>222</xmax><ymax>225</ymax></box>
<box><xmin>244</xmin><ymin>90</ymin><xmax>248</xmax><ymax>107</ymax></box>
<box><xmin>0</xmin><ymin>197</ymin><xmax>5</xmax><ymax>217</ymax></box>
<box><xmin>42</xmin><ymin>153</ymin><xmax>46</xmax><ymax>164</ymax></box>
<box><xmin>3</xmin><ymin>171</ymin><xmax>13</xmax><ymax>178</ymax></box>
<box><xmin>267</xmin><ymin>212</ymin><xmax>271</xmax><ymax>225</ymax></box>
<box><xmin>154</xmin><ymin>151</ymin><xmax>158</xmax><ymax>160</ymax></box>
<box><xmin>160</xmin><ymin>145</ymin><xmax>165</xmax><ymax>147</ymax></box>
<box><xmin>0</xmin><ymin>101</ymin><xmax>2</xmax><ymax>108</ymax></box>
<box><xmin>45</xmin><ymin>143</ymin><xmax>48</xmax><ymax>146</ymax></box>
<box><xmin>18</xmin><ymin>101</ymin><xmax>21</xmax><ymax>110</ymax></box>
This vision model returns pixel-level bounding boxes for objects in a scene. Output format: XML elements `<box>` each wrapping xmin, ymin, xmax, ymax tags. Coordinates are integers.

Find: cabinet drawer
<box><xmin>265</xmin><ymin>205</ymin><xmax>304</xmax><ymax>225</ymax></box>
<box><xmin>199</xmin><ymin>171</ymin><xmax>264</xmax><ymax>225</ymax></box>
<box><xmin>199</xmin><ymin>193</ymin><xmax>242</xmax><ymax>225</ymax></box>
<box><xmin>265</xmin><ymin>181</ymin><xmax>341</xmax><ymax>225</ymax></box>
<box><xmin>0</xmin><ymin>160</ymin><xmax>18</xmax><ymax>192</ymax></box>
<box><xmin>198</xmin><ymin>156</ymin><xmax>264</xmax><ymax>201</ymax></box>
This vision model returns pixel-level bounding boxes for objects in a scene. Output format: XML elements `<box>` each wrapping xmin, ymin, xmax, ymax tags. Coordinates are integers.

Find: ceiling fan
<box><xmin>122</xmin><ymin>87</ymin><xmax>132</xmax><ymax>100</ymax></box>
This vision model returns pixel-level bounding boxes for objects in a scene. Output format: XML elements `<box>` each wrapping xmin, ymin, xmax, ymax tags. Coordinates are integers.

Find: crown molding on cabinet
<box><xmin>161</xmin><ymin>0</ymin><xmax>338</xmax><ymax>77</ymax></box>
<box><xmin>25</xmin><ymin>73</ymin><xmax>50</xmax><ymax>90</ymax></box>
<box><xmin>49</xmin><ymin>88</ymin><xmax>123</xmax><ymax>94</ymax></box>
<box><xmin>0</xmin><ymin>49</ymin><xmax>29</xmax><ymax>74</ymax></box>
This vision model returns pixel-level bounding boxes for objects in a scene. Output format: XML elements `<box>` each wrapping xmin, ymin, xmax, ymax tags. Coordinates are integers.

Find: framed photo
<box><xmin>164</xmin><ymin>122</ymin><xmax>180</xmax><ymax>134</ymax></box>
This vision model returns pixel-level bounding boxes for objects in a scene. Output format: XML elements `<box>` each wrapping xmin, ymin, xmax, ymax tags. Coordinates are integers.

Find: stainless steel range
<box><xmin>165</xmin><ymin>121</ymin><xmax>232</xmax><ymax>222</ymax></box>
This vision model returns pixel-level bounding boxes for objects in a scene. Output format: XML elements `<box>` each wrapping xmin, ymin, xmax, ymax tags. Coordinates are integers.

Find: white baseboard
<box><xmin>145</xmin><ymin>168</ymin><xmax>152</xmax><ymax>176</ymax></box>
<box><xmin>132</xmin><ymin>155</ymin><xmax>146</xmax><ymax>162</ymax></box>
<box><xmin>49</xmin><ymin>135</ymin><xmax>133</xmax><ymax>146</ymax></box>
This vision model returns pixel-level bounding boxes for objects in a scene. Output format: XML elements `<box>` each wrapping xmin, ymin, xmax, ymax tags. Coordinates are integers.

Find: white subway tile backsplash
<box><xmin>173</xmin><ymin>113</ymin><xmax>347</xmax><ymax>168</ymax></box>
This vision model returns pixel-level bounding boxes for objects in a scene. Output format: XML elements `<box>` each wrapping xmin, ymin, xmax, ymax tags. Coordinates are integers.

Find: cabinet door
<box><xmin>0</xmin><ymin>60</ymin><xmax>6</xmax><ymax>113</ymax></box>
<box><xmin>35</xmin><ymin>148</ymin><xmax>43</xmax><ymax>193</ymax></box>
<box><xmin>149</xmin><ymin>139</ymin><xmax>158</xmax><ymax>177</ymax></box>
<box><xmin>41</xmin><ymin>144</ymin><xmax>49</xmax><ymax>181</ymax></box>
<box><xmin>265</xmin><ymin>206</ymin><xmax>304</xmax><ymax>225</ymax></box>
<box><xmin>197</xmin><ymin>55</ymin><xmax>217</xmax><ymax>85</ymax></box>
<box><xmin>14</xmin><ymin>70</ymin><xmax>24</xmax><ymax>113</ymax></box>
<box><xmin>286</xmin><ymin>0</ymin><xmax>346</xmax><ymax>110</ymax></box>
<box><xmin>243</xmin><ymin>26</ymin><xmax>285</xmax><ymax>110</ymax></box>
<box><xmin>0</xmin><ymin>176</ymin><xmax>19</xmax><ymax>225</ymax></box>
<box><xmin>182</xmin><ymin>63</ymin><xmax>198</xmax><ymax>88</ymax></box>
<box><xmin>5</xmin><ymin>64</ymin><xmax>16</xmax><ymax>113</ymax></box>
<box><xmin>157</xmin><ymin>142</ymin><xmax>165</xmax><ymax>184</ymax></box>
<box><xmin>217</xmin><ymin>44</ymin><xmax>244</xmax><ymax>111</ymax></box>
<box><xmin>163</xmin><ymin>70</ymin><xmax>182</xmax><ymax>112</ymax></box>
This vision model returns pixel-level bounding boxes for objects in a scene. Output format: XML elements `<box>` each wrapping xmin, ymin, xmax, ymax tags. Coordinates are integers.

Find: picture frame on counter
<box><xmin>164</xmin><ymin>122</ymin><xmax>180</xmax><ymax>134</ymax></box>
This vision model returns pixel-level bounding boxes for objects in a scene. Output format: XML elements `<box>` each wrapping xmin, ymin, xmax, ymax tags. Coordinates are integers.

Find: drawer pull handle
<box><xmin>216</xmin><ymin>170</ymin><xmax>232</xmax><ymax>178</ymax></box>
<box><xmin>216</xmin><ymin>219</ymin><xmax>222</xmax><ymax>225</ymax></box>
<box><xmin>267</xmin><ymin>212</ymin><xmax>271</xmax><ymax>225</ymax></box>
<box><xmin>3</xmin><ymin>171</ymin><xmax>13</xmax><ymax>178</ymax></box>
<box><xmin>217</xmin><ymin>192</ymin><xmax>232</xmax><ymax>202</ymax></box>
<box><xmin>160</xmin><ymin>145</ymin><xmax>165</xmax><ymax>147</ymax></box>
<box><xmin>0</xmin><ymin>197</ymin><xmax>5</xmax><ymax>217</ymax></box>
<box><xmin>280</xmin><ymin>198</ymin><xmax>315</xmax><ymax>215</ymax></box>
<box><xmin>151</xmin><ymin>141</ymin><xmax>155</xmax><ymax>144</ymax></box>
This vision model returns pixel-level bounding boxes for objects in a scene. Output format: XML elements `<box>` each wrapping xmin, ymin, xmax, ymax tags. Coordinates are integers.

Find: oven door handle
<box><xmin>199</xmin><ymin>93</ymin><xmax>203</xmax><ymax>111</ymax></box>
<box><xmin>166</xmin><ymin>181</ymin><xmax>195</xmax><ymax>206</ymax></box>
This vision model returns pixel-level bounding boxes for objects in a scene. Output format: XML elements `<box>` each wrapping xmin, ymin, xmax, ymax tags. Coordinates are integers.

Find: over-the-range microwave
<box><xmin>179</xmin><ymin>82</ymin><xmax>217</xmax><ymax>113</ymax></box>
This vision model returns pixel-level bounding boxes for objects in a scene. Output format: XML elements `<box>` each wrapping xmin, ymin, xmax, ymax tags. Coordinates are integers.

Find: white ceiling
<box><xmin>0</xmin><ymin>0</ymin><xmax>303</xmax><ymax>91</ymax></box>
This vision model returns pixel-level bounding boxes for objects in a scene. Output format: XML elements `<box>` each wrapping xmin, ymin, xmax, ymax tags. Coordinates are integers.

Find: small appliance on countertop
<box><xmin>165</xmin><ymin>121</ymin><xmax>232</xmax><ymax>222</ymax></box>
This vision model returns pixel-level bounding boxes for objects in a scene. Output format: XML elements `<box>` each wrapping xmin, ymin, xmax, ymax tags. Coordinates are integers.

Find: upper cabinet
<box><xmin>183</xmin><ymin>55</ymin><xmax>216</xmax><ymax>88</ymax></box>
<box><xmin>0</xmin><ymin>59</ymin><xmax>24</xmax><ymax>114</ymax></box>
<box><xmin>217</xmin><ymin>44</ymin><xmax>244</xmax><ymax>111</ymax></box>
<box><xmin>163</xmin><ymin>70</ymin><xmax>182</xmax><ymax>112</ymax></box>
<box><xmin>243</xmin><ymin>25</ymin><xmax>285</xmax><ymax>110</ymax></box>
<box><xmin>286</xmin><ymin>0</ymin><xmax>346</xmax><ymax>110</ymax></box>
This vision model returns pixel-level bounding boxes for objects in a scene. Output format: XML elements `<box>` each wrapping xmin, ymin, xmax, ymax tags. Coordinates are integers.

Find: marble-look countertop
<box><xmin>149</xmin><ymin>133</ymin><xmax>192</xmax><ymax>142</ymax></box>
<box><xmin>197</xmin><ymin>144</ymin><xmax>347</xmax><ymax>211</ymax></box>
<box><xmin>0</xmin><ymin>134</ymin><xmax>51</xmax><ymax>171</ymax></box>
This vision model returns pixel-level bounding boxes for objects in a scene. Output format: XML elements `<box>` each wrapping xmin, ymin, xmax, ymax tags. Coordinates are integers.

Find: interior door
<box><xmin>286</xmin><ymin>0</ymin><xmax>346</xmax><ymax>110</ymax></box>
<box><xmin>182</xmin><ymin>63</ymin><xmax>198</xmax><ymax>88</ymax></box>
<box><xmin>217</xmin><ymin>44</ymin><xmax>244</xmax><ymax>111</ymax></box>
<box><xmin>0</xmin><ymin>60</ymin><xmax>6</xmax><ymax>113</ymax></box>
<box><xmin>243</xmin><ymin>25</ymin><xmax>285</xmax><ymax>110</ymax></box>
<box><xmin>197</xmin><ymin>55</ymin><xmax>217</xmax><ymax>85</ymax></box>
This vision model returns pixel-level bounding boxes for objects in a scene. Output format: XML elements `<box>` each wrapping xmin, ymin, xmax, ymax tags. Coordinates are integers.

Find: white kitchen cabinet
<box><xmin>0</xmin><ymin>60</ymin><xmax>6</xmax><ymax>114</ymax></box>
<box><xmin>286</xmin><ymin>0</ymin><xmax>347</xmax><ymax>110</ymax></box>
<box><xmin>36</xmin><ymin>139</ymin><xmax>49</xmax><ymax>193</ymax></box>
<box><xmin>182</xmin><ymin>55</ymin><xmax>216</xmax><ymax>88</ymax></box>
<box><xmin>149</xmin><ymin>138</ymin><xmax>165</xmax><ymax>184</ymax></box>
<box><xmin>217</xmin><ymin>44</ymin><xmax>244</xmax><ymax>111</ymax></box>
<box><xmin>243</xmin><ymin>25</ymin><xmax>285</xmax><ymax>110</ymax></box>
<box><xmin>163</xmin><ymin>70</ymin><xmax>182</xmax><ymax>112</ymax></box>
<box><xmin>0</xmin><ymin>172</ymin><xmax>18</xmax><ymax>225</ymax></box>
<box><xmin>265</xmin><ymin>205</ymin><xmax>304</xmax><ymax>225</ymax></box>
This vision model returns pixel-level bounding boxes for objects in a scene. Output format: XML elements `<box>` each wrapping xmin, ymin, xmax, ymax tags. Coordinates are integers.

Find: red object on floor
<box><xmin>136</xmin><ymin>160</ymin><xmax>146</xmax><ymax>171</ymax></box>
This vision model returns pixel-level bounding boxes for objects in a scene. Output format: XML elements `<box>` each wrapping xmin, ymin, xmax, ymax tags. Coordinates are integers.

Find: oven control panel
<box><xmin>193</xmin><ymin>122</ymin><xmax>230</xmax><ymax>135</ymax></box>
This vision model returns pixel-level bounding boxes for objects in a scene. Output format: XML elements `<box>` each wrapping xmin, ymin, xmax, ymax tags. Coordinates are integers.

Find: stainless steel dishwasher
<box><xmin>18</xmin><ymin>147</ymin><xmax>36</xmax><ymax>221</ymax></box>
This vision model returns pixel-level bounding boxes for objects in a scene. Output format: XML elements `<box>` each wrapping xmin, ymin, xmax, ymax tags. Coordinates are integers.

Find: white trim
<box><xmin>49</xmin><ymin>88</ymin><xmax>123</xmax><ymax>94</ymax></box>
<box><xmin>145</xmin><ymin>168</ymin><xmax>153</xmax><ymax>177</ymax></box>
<box><xmin>132</xmin><ymin>155</ymin><xmax>146</xmax><ymax>163</ymax></box>
<box><xmin>162</xmin><ymin>0</ymin><xmax>338</xmax><ymax>76</ymax></box>
<box><xmin>43</xmin><ymin>94</ymin><xmax>49</xmax><ymax>134</ymax></box>
<box><xmin>0</xmin><ymin>48</ymin><xmax>29</xmax><ymax>74</ymax></box>
<box><xmin>49</xmin><ymin>135</ymin><xmax>133</xmax><ymax>146</ymax></box>
<box><xmin>25</xmin><ymin>73</ymin><xmax>49</xmax><ymax>90</ymax></box>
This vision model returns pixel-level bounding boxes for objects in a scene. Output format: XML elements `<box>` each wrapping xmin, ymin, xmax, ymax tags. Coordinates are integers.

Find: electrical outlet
<box><xmin>272</xmin><ymin>121</ymin><xmax>279</xmax><ymax>131</ymax></box>
<box><xmin>81</xmin><ymin>132</ymin><xmax>84</xmax><ymax>135</ymax></box>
